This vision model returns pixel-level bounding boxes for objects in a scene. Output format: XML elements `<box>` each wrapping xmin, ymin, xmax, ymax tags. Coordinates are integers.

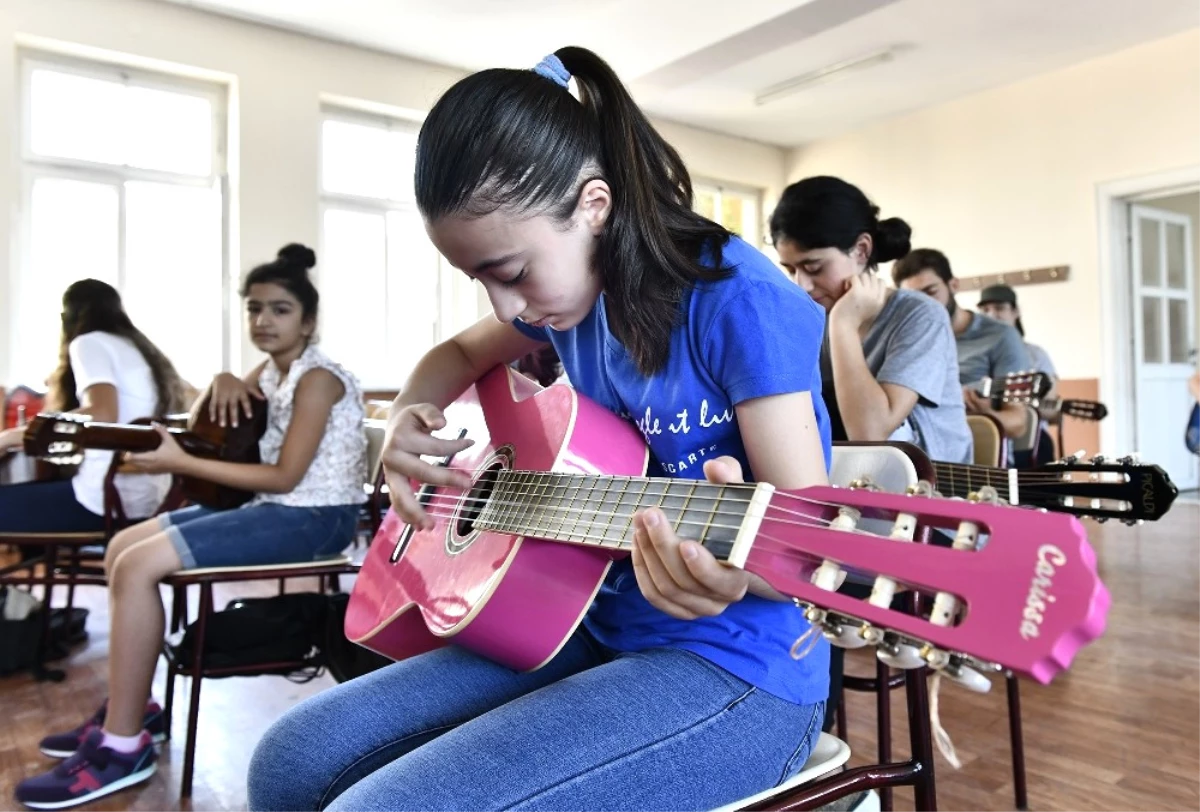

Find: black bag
<box><xmin>0</xmin><ymin>587</ymin><xmax>89</xmax><ymax>676</ymax></box>
<box><xmin>322</xmin><ymin>592</ymin><xmax>392</xmax><ymax>683</ymax></box>
<box><xmin>167</xmin><ymin>592</ymin><xmax>330</xmax><ymax>682</ymax></box>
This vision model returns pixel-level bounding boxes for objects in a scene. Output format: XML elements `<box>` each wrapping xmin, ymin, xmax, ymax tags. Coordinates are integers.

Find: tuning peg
<box><xmin>943</xmin><ymin>662</ymin><xmax>993</xmax><ymax>693</ymax></box>
<box><xmin>821</xmin><ymin>617</ymin><xmax>870</xmax><ymax>650</ymax></box>
<box><xmin>1059</xmin><ymin>449</ymin><xmax>1088</xmax><ymax>465</ymax></box>
<box><xmin>1117</xmin><ymin>453</ymin><xmax>1141</xmax><ymax>465</ymax></box>
<box><xmin>1095</xmin><ymin>516</ymin><xmax>1109</xmax><ymax>524</ymax></box>
<box><xmin>1122</xmin><ymin>519</ymin><xmax>1145</xmax><ymax>527</ymax></box>
<box><xmin>877</xmin><ymin>639</ymin><xmax>925</xmax><ymax>670</ymax></box>
<box><xmin>1090</xmin><ymin>454</ymin><xmax>1107</xmax><ymax>465</ymax></box>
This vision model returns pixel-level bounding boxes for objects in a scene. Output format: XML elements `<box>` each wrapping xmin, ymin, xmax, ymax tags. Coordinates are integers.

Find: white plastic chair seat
<box><xmin>713</xmin><ymin>732</ymin><xmax>851</xmax><ymax>812</ymax></box>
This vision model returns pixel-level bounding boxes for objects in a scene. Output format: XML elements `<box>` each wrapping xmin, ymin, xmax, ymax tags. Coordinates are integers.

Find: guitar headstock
<box><xmin>741</xmin><ymin>484</ymin><xmax>1108</xmax><ymax>685</ymax></box>
<box><xmin>978</xmin><ymin>371</ymin><xmax>1052</xmax><ymax>408</ymax></box>
<box><xmin>1059</xmin><ymin>399</ymin><xmax>1108</xmax><ymax>421</ymax></box>
<box><xmin>1034</xmin><ymin>453</ymin><xmax>1177</xmax><ymax>522</ymax></box>
<box><xmin>22</xmin><ymin>412</ymin><xmax>87</xmax><ymax>463</ymax></box>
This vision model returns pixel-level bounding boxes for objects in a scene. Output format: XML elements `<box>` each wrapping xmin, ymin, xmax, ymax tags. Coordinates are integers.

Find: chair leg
<box><xmin>1007</xmin><ymin>673</ymin><xmax>1028</xmax><ymax>810</ymax></box>
<box><xmin>33</xmin><ymin>544</ymin><xmax>65</xmax><ymax>682</ymax></box>
<box><xmin>64</xmin><ymin>548</ymin><xmax>79</xmax><ymax>612</ymax></box>
<box><xmin>181</xmin><ymin>583</ymin><xmax>212</xmax><ymax>798</ymax></box>
<box><xmin>163</xmin><ymin>658</ymin><xmax>176</xmax><ymax>742</ymax></box>
<box><xmin>876</xmin><ymin>657</ymin><xmax>893</xmax><ymax>812</ymax></box>
<box><xmin>906</xmin><ymin>667</ymin><xmax>937</xmax><ymax>812</ymax></box>
<box><xmin>835</xmin><ymin>691</ymin><xmax>848</xmax><ymax>742</ymax></box>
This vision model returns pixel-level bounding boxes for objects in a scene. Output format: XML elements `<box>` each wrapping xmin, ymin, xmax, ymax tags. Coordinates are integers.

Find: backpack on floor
<box><xmin>167</xmin><ymin>592</ymin><xmax>329</xmax><ymax>682</ymax></box>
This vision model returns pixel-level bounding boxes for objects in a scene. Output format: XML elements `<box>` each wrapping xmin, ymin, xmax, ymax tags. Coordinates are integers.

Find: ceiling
<box><xmin>160</xmin><ymin>0</ymin><xmax>1200</xmax><ymax>147</ymax></box>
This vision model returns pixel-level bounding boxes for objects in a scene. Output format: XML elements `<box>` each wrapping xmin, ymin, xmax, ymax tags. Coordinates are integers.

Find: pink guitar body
<box><xmin>347</xmin><ymin>366</ymin><xmax>1109</xmax><ymax>684</ymax></box>
<box><xmin>346</xmin><ymin>367</ymin><xmax>648</xmax><ymax>671</ymax></box>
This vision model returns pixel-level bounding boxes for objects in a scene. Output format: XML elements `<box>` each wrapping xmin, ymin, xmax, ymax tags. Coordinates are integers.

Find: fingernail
<box><xmin>643</xmin><ymin>511</ymin><xmax>659</xmax><ymax>527</ymax></box>
<box><xmin>681</xmin><ymin>542</ymin><xmax>698</xmax><ymax>560</ymax></box>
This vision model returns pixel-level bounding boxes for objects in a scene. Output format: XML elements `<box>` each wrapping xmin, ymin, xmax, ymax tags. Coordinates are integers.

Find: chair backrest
<box><xmin>1012</xmin><ymin>405</ymin><xmax>1039</xmax><ymax>454</ymax></box>
<box><xmin>830</xmin><ymin>443</ymin><xmax>920</xmax><ymax>493</ymax></box>
<box><xmin>364</xmin><ymin>400</ymin><xmax>393</xmax><ymax>420</ymax></box>
<box><xmin>364</xmin><ymin>418</ymin><xmax>388</xmax><ymax>486</ymax></box>
<box><xmin>967</xmin><ymin>413</ymin><xmax>1006</xmax><ymax>467</ymax></box>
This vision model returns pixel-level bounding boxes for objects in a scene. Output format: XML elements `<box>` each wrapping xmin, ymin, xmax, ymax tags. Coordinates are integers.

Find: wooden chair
<box><xmin>159</xmin><ymin>418</ymin><xmax>387</xmax><ymax>797</ymax></box>
<box><xmin>966</xmin><ymin>414</ymin><xmax>1006</xmax><ymax>467</ymax></box>
<box><xmin>0</xmin><ymin>454</ymin><xmax>169</xmax><ymax>680</ymax></box>
<box><xmin>962</xmin><ymin>417</ymin><xmax>1031</xmax><ymax>809</ymax></box>
<box><xmin>721</xmin><ymin>442</ymin><xmax>939</xmax><ymax>812</ymax></box>
<box><xmin>1010</xmin><ymin>405</ymin><xmax>1041</xmax><ymax>469</ymax></box>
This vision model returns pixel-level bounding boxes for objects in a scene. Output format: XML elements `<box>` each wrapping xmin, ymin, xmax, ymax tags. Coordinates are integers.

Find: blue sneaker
<box><xmin>38</xmin><ymin>700</ymin><xmax>166</xmax><ymax>758</ymax></box>
<box><xmin>16</xmin><ymin>729</ymin><xmax>157</xmax><ymax>809</ymax></box>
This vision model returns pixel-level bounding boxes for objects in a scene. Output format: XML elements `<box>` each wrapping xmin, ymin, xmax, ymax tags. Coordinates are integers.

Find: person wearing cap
<box><xmin>892</xmin><ymin>249</ymin><xmax>1032</xmax><ymax>439</ymax></box>
<box><xmin>976</xmin><ymin>283</ymin><xmax>1059</xmax><ymax>464</ymax></box>
<box><xmin>976</xmin><ymin>283</ymin><xmax>1057</xmax><ymax>379</ymax></box>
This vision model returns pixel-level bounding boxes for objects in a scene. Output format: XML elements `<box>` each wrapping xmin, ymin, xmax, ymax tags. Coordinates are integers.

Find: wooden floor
<box><xmin>0</xmin><ymin>503</ymin><xmax>1197</xmax><ymax>811</ymax></box>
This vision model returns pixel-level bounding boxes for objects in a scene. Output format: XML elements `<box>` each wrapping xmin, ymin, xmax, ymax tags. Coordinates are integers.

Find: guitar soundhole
<box><xmin>455</xmin><ymin>463</ymin><xmax>503</xmax><ymax>539</ymax></box>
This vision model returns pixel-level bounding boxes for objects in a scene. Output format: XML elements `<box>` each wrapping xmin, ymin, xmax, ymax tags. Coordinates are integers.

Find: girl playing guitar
<box><xmin>15</xmin><ymin>244</ymin><xmax>369</xmax><ymax>810</ymax></box>
<box><xmin>0</xmin><ymin>280</ymin><xmax>185</xmax><ymax>536</ymax></box>
<box><xmin>249</xmin><ymin>49</ymin><xmax>832</xmax><ymax>811</ymax></box>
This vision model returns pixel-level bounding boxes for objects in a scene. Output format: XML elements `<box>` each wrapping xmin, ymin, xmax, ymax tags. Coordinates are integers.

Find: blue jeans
<box><xmin>161</xmin><ymin>502</ymin><xmax>360</xmax><ymax>569</ymax></box>
<box><xmin>0</xmin><ymin>479</ymin><xmax>103</xmax><ymax>533</ymax></box>
<box><xmin>248</xmin><ymin>631</ymin><xmax>824</xmax><ymax>811</ymax></box>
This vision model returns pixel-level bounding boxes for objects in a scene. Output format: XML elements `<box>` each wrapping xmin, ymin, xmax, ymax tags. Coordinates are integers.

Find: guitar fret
<box><xmin>532</xmin><ymin>472</ymin><xmax>556</xmax><ymax>538</ymax></box>
<box><xmin>600</xmin><ymin>477</ymin><xmax>629</xmax><ymax>546</ymax></box>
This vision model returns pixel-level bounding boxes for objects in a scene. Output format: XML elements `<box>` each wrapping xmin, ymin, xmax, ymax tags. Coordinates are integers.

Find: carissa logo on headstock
<box><xmin>1020</xmin><ymin>545</ymin><xmax>1065</xmax><ymax>640</ymax></box>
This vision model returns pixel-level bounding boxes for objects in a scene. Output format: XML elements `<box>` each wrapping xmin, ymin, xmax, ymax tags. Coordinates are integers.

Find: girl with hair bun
<box><xmin>16</xmin><ymin>244</ymin><xmax>368</xmax><ymax>810</ymax></box>
<box><xmin>770</xmin><ymin>175</ymin><xmax>972</xmax><ymax>467</ymax></box>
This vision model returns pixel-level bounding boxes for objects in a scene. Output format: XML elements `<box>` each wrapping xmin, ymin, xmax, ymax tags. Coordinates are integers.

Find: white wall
<box><xmin>0</xmin><ymin>0</ymin><xmax>787</xmax><ymax>385</ymax></box>
<box><xmin>787</xmin><ymin>28</ymin><xmax>1200</xmax><ymax>380</ymax></box>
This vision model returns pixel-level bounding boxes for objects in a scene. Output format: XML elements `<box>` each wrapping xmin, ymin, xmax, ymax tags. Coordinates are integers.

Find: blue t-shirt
<box><xmin>513</xmin><ymin>235</ymin><xmax>832</xmax><ymax>705</ymax></box>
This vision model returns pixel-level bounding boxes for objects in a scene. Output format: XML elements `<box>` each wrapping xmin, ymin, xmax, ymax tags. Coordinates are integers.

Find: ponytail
<box><xmin>415</xmin><ymin>46</ymin><xmax>730</xmax><ymax>375</ymax></box>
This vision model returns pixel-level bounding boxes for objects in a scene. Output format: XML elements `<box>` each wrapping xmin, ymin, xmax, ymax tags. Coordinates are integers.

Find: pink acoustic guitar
<box><xmin>346</xmin><ymin>366</ymin><xmax>1109</xmax><ymax>686</ymax></box>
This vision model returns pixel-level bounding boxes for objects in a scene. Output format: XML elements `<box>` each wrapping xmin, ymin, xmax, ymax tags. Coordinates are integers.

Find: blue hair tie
<box><xmin>532</xmin><ymin>54</ymin><xmax>570</xmax><ymax>89</ymax></box>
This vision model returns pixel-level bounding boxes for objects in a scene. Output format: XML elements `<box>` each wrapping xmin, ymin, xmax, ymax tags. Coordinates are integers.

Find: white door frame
<box><xmin>1096</xmin><ymin>164</ymin><xmax>1200</xmax><ymax>456</ymax></box>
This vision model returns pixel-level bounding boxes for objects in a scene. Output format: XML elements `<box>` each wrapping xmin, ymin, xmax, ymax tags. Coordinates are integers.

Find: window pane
<box><xmin>1142</xmin><ymin>296</ymin><xmax>1163</xmax><ymax>364</ymax></box>
<box><xmin>1168</xmin><ymin>298</ymin><xmax>1190</xmax><ymax>364</ymax></box>
<box><xmin>321</xmin><ymin>119</ymin><xmax>416</xmax><ymax>201</ymax></box>
<box><xmin>695</xmin><ymin>189</ymin><xmax>716</xmax><ymax>221</ymax></box>
<box><xmin>720</xmin><ymin>195</ymin><xmax>744</xmax><ymax>235</ymax></box>
<box><xmin>123</xmin><ymin>182</ymin><xmax>223</xmax><ymax>387</ymax></box>
<box><xmin>15</xmin><ymin>178</ymin><xmax>119</xmax><ymax>386</ymax></box>
<box><xmin>1139</xmin><ymin>217</ymin><xmax>1161</xmax><ymax>287</ymax></box>
<box><xmin>30</xmin><ymin>70</ymin><xmax>124</xmax><ymax>166</ymax></box>
<box><xmin>30</xmin><ymin>69</ymin><xmax>213</xmax><ymax>176</ymax></box>
<box><xmin>1166</xmin><ymin>222</ymin><xmax>1188</xmax><ymax>290</ymax></box>
<box><xmin>124</xmin><ymin>86</ymin><xmax>213</xmax><ymax>176</ymax></box>
<box><xmin>320</xmin><ymin>208</ymin><xmax>388</xmax><ymax>385</ymax></box>
<box><xmin>387</xmin><ymin>210</ymin><xmax>440</xmax><ymax>383</ymax></box>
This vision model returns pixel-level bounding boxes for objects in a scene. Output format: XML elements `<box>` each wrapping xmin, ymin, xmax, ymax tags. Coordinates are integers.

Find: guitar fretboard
<box><xmin>932</xmin><ymin>462</ymin><xmax>1017</xmax><ymax>501</ymax></box>
<box><xmin>474</xmin><ymin>471</ymin><xmax>754</xmax><ymax>559</ymax></box>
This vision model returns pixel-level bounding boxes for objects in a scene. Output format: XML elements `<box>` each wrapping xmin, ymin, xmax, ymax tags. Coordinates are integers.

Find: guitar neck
<box><xmin>473</xmin><ymin>471</ymin><xmax>756</xmax><ymax>559</ymax></box>
<box><xmin>930</xmin><ymin>461</ymin><xmax>1032</xmax><ymax>503</ymax></box>
<box><xmin>74</xmin><ymin>422</ymin><xmax>219</xmax><ymax>457</ymax></box>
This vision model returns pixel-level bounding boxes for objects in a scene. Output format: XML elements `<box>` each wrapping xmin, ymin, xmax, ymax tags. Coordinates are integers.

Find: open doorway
<box><xmin>1098</xmin><ymin>168</ymin><xmax>1199</xmax><ymax>494</ymax></box>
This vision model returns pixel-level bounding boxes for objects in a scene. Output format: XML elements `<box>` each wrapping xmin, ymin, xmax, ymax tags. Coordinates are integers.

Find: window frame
<box><xmin>15</xmin><ymin>51</ymin><xmax>230</xmax><ymax>384</ymax></box>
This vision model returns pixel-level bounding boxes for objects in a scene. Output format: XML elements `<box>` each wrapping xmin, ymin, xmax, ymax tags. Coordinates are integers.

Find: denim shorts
<box><xmin>159</xmin><ymin>502</ymin><xmax>360</xmax><ymax>570</ymax></box>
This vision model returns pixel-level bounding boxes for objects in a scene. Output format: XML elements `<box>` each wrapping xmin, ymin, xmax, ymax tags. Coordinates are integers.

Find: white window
<box><xmin>15</xmin><ymin>55</ymin><xmax>227</xmax><ymax>392</ymax></box>
<box><xmin>694</xmin><ymin>181</ymin><xmax>763</xmax><ymax>248</ymax></box>
<box><xmin>319</xmin><ymin>107</ymin><xmax>476</xmax><ymax>389</ymax></box>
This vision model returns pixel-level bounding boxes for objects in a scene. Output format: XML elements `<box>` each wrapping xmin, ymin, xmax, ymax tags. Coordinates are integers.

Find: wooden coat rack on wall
<box><xmin>959</xmin><ymin>265</ymin><xmax>1071</xmax><ymax>290</ymax></box>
